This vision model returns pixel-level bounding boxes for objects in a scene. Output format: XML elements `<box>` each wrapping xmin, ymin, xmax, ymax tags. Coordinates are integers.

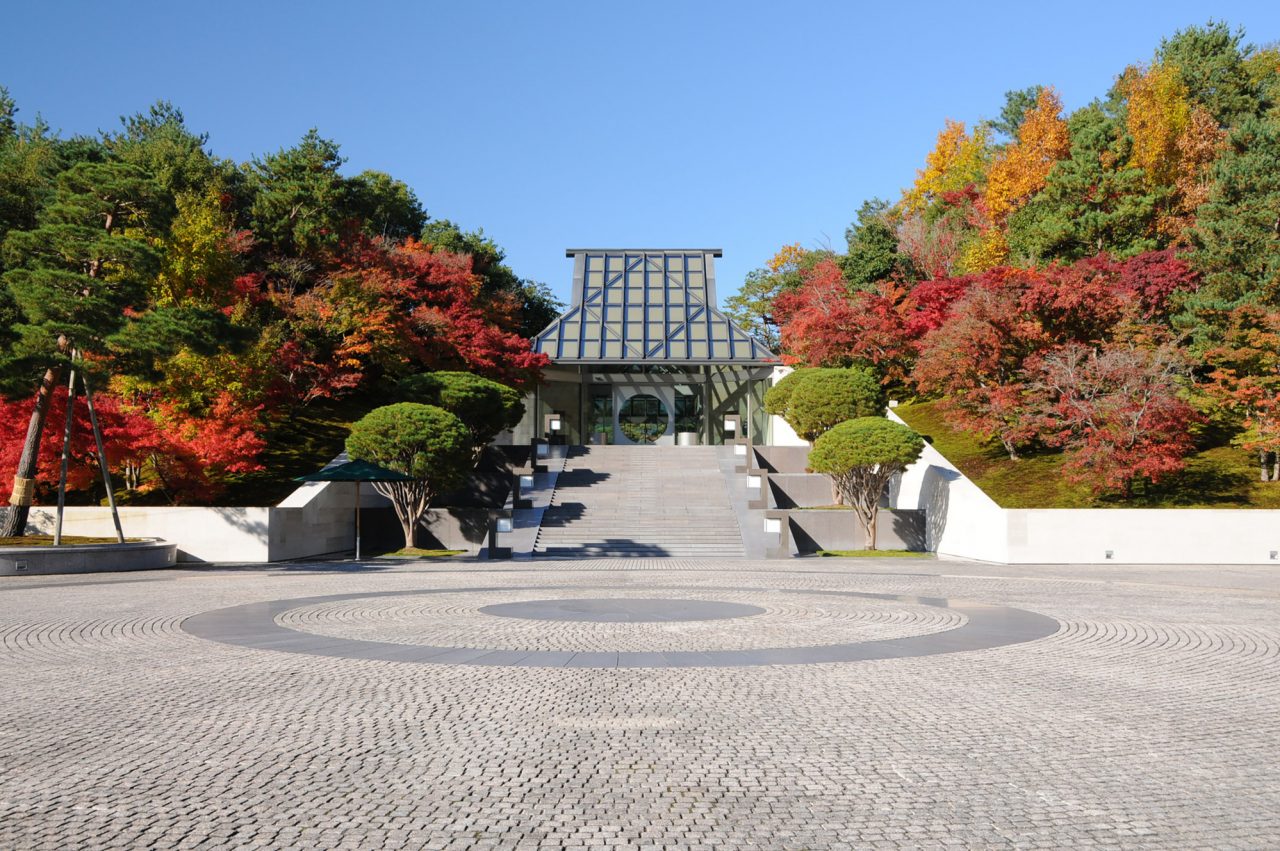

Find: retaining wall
<box><xmin>885</xmin><ymin>410</ymin><xmax>1280</xmax><ymax>565</ymax></box>
<box><xmin>17</xmin><ymin>480</ymin><xmax>486</xmax><ymax>563</ymax></box>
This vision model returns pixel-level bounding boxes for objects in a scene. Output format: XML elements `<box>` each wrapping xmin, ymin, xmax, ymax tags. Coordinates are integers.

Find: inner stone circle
<box><xmin>478</xmin><ymin>597</ymin><xmax>766</xmax><ymax>623</ymax></box>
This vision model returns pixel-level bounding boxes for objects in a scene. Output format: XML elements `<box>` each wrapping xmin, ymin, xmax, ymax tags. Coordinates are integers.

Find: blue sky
<box><xmin>3</xmin><ymin>1</ymin><xmax>1278</xmax><ymax>307</ymax></box>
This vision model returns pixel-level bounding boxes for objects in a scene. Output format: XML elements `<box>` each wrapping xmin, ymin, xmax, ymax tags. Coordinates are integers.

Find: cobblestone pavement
<box><xmin>2</xmin><ymin>558</ymin><xmax>1278</xmax><ymax>849</ymax></box>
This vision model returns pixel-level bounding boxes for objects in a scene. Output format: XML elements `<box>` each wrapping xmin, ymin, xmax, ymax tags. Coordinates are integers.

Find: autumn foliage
<box><xmin>0</xmin><ymin>107</ymin><xmax>552</xmax><ymax>507</ymax></box>
<box><xmin>751</xmin><ymin>22</ymin><xmax>1280</xmax><ymax>497</ymax></box>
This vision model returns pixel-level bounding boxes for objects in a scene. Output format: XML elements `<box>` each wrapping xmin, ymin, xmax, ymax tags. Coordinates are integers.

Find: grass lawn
<box><xmin>893</xmin><ymin>399</ymin><xmax>1280</xmax><ymax>509</ymax></box>
<box><xmin>0</xmin><ymin>535</ymin><xmax>142</xmax><ymax>547</ymax></box>
<box><xmin>817</xmin><ymin>549</ymin><xmax>933</xmax><ymax>558</ymax></box>
<box><xmin>380</xmin><ymin>548</ymin><xmax>466</xmax><ymax>559</ymax></box>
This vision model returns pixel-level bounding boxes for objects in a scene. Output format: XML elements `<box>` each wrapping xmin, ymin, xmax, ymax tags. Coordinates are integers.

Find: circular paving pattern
<box><xmin>182</xmin><ymin>585</ymin><xmax>1060</xmax><ymax>667</ymax></box>
<box><xmin>7</xmin><ymin>560</ymin><xmax>1280</xmax><ymax>849</ymax></box>
<box><xmin>478</xmin><ymin>597</ymin><xmax>766</xmax><ymax>623</ymax></box>
<box><xmin>275</xmin><ymin>589</ymin><xmax>967</xmax><ymax>652</ymax></box>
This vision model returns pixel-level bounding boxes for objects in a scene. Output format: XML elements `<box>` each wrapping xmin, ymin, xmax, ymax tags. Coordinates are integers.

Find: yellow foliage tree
<box><xmin>983</xmin><ymin>88</ymin><xmax>1070</xmax><ymax>223</ymax></box>
<box><xmin>1120</xmin><ymin>63</ymin><xmax>1191</xmax><ymax>187</ymax></box>
<box><xmin>955</xmin><ymin>228</ymin><xmax>1009</xmax><ymax>274</ymax></box>
<box><xmin>901</xmin><ymin>119</ymin><xmax>990</xmax><ymax>213</ymax></box>
<box><xmin>767</xmin><ymin>242</ymin><xmax>806</xmax><ymax>274</ymax></box>
<box><xmin>152</xmin><ymin>187</ymin><xmax>243</xmax><ymax>307</ymax></box>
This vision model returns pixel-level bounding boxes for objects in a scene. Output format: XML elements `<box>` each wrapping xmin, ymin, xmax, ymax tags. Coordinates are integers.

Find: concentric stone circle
<box><xmin>275</xmin><ymin>588</ymin><xmax>966</xmax><ymax>653</ymax></box>
<box><xmin>183</xmin><ymin>585</ymin><xmax>1061</xmax><ymax>667</ymax></box>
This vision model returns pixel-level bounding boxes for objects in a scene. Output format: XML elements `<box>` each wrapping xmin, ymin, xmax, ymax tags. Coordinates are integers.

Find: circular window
<box><xmin>618</xmin><ymin>394</ymin><xmax>668</xmax><ymax>444</ymax></box>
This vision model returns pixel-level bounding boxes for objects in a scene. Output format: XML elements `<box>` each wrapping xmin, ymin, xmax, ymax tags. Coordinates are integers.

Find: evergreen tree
<box><xmin>245</xmin><ymin>129</ymin><xmax>350</xmax><ymax>267</ymax></box>
<box><xmin>348</xmin><ymin>169</ymin><xmax>427</xmax><ymax>241</ymax></box>
<box><xmin>988</xmin><ymin>86</ymin><xmax>1045</xmax><ymax>142</ymax></box>
<box><xmin>105</xmin><ymin>102</ymin><xmax>228</xmax><ymax>206</ymax></box>
<box><xmin>1157</xmin><ymin>21</ymin><xmax>1264</xmax><ymax>126</ymax></box>
<box><xmin>1007</xmin><ymin>104</ymin><xmax>1160</xmax><ymax>263</ymax></box>
<box><xmin>0</xmin><ymin>155</ymin><xmax>245</xmax><ymax>532</ymax></box>
<box><xmin>1189</xmin><ymin>116</ymin><xmax>1280</xmax><ymax>309</ymax></box>
<box><xmin>841</xmin><ymin>199</ymin><xmax>900</xmax><ymax>288</ymax></box>
<box><xmin>0</xmin><ymin>91</ymin><xmax>60</xmax><ymax>270</ymax></box>
<box><xmin>0</xmin><ymin>160</ymin><xmax>163</xmax><ymax>535</ymax></box>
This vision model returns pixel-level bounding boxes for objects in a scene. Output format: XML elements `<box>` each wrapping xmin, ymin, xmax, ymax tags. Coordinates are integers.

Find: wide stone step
<box><xmin>532</xmin><ymin>445</ymin><xmax>746</xmax><ymax>558</ymax></box>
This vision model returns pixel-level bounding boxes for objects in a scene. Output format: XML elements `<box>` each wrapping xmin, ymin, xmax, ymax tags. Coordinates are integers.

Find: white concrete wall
<box><xmin>886</xmin><ymin>410</ymin><xmax>1010</xmax><ymax>562</ymax></box>
<box><xmin>764</xmin><ymin>366</ymin><xmax>809</xmax><ymax>447</ymax></box>
<box><xmin>886</xmin><ymin>410</ymin><xmax>1280</xmax><ymax>565</ymax></box>
<box><xmin>270</xmin><ymin>480</ymin><xmax>359</xmax><ymax>561</ymax></box>
<box><xmin>1006</xmin><ymin>509</ymin><xmax>1280</xmax><ymax>565</ymax></box>
<box><xmin>27</xmin><ymin>506</ymin><xmax>273</xmax><ymax>563</ymax></box>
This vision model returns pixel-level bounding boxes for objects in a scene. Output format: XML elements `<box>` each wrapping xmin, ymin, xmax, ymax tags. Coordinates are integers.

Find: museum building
<box><xmin>514</xmin><ymin>249</ymin><xmax>780</xmax><ymax>446</ymax></box>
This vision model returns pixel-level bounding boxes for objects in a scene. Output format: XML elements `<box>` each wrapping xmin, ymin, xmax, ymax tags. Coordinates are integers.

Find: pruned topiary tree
<box><xmin>784</xmin><ymin>367</ymin><xmax>886</xmax><ymax>443</ymax></box>
<box><xmin>397</xmin><ymin>371</ymin><xmax>524</xmax><ymax>461</ymax></box>
<box><xmin>762</xmin><ymin>368</ymin><xmax>812</xmax><ymax>423</ymax></box>
<box><xmin>808</xmin><ymin>417</ymin><xmax>924</xmax><ymax>550</ymax></box>
<box><xmin>346</xmin><ymin>403</ymin><xmax>473</xmax><ymax>549</ymax></box>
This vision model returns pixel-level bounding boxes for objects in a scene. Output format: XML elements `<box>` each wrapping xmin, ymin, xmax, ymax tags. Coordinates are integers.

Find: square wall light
<box><xmin>747</xmin><ymin>475</ymin><xmax>761</xmax><ymax>489</ymax></box>
<box><xmin>495</xmin><ymin>518</ymin><xmax>513</xmax><ymax>533</ymax></box>
<box><xmin>519</xmin><ymin>475</ymin><xmax>534</xmax><ymax>489</ymax></box>
<box><xmin>764</xmin><ymin>518</ymin><xmax>781</xmax><ymax>534</ymax></box>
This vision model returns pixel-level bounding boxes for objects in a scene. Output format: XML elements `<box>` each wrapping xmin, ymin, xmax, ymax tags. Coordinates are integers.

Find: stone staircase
<box><xmin>533</xmin><ymin>445</ymin><xmax>746</xmax><ymax>558</ymax></box>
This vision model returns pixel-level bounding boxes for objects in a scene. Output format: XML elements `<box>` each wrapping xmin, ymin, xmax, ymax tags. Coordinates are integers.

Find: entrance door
<box><xmin>588</xmin><ymin>391</ymin><xmax>613</xmax><ymax>445</ymax></box>
<box><xmin>613</xmin><ymin>386</ymin><xmax>674</xmax><ymax>445</ymax></box>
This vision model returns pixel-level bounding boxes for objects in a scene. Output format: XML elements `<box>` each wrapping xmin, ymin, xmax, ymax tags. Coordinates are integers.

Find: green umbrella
<box><xmin>295</xmin><ymin>460</ymin><xmax>414</xmax><ymax>560</ymax></box>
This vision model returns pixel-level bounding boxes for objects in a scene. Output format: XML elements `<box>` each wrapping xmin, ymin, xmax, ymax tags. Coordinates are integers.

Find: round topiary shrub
<box><xmin>397</xmin><ymin>371</ymin><xmax>525</xmax><ymax>459</ymax></box>
<box><xmin>785</xmin><ymin>367</ymin><xmax>886</xmax><ymax>443</ymax></box>
<box><xmin>808</xmin><ymin>417</ymin><xmax>924</xmax><ymax>550</ymax></box>
<box><xmin>346</xmin><ymin>403</ymin><xmax>473</xmax><ymax>548</ymax></box>
<box><xmin>763</xmin><ymin>368</ymin><xmax>813</xmax><ymax>420</ymax></box>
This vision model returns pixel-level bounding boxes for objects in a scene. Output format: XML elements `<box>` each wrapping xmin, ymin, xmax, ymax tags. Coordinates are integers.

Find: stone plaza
<box><xmin>2</xmin><ymin>557</ymin><xmax>1278</xmax><ymax>849</ymax></box>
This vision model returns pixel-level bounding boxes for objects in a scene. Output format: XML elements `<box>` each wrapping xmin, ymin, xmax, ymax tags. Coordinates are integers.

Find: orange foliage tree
<box><xmin>983</xmin><ymin>88</ymin><xmax>1071</xmax><ymax>222</ymax></box>
<box><xmin>963</xmin><ymin>89</ymin><xmax>1071</xmax><ymax>271</ymax></box>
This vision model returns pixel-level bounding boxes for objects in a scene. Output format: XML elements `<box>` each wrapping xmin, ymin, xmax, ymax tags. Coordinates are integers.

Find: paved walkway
<box><xmin>2</xmin><ymin>558</ymin><xmax>1279</xmax><ymax>849</ymax></box>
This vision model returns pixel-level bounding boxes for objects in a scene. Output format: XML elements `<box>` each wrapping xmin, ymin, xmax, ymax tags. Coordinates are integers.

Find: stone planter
<box><xmin>0</xmin><ymin>538</ymin><xmax>179</xmax><ymax>576</ymax></box>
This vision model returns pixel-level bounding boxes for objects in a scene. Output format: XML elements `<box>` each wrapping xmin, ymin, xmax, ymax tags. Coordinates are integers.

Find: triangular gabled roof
<box><xmin>533</xmin><ymin>249</ymin><xmax>778</xmax><ymax>365</ymax></box>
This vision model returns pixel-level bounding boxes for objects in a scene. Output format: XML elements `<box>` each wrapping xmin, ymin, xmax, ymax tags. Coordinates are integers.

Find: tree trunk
<box><xmin>1</xmin><ymin>366</ymin><xmax>60</xmax><ymax>537</ymax></box>
<box><xmin>868</xmin><ymin>506</ymin><xmax>878</xmax><ymax>551</ymax></box>
<box><xmin>398</xmin><ymin>513</ymin><xmax>414</xmax><ymax>549</ymax></box>
<box><xmin>1263</xmin><ymin>450</ymin><xmax>1270</xmax><ymax>483</ymax></box>
<box><xmin>1272</xmin><ymin>451</ymin><xmax>1279</xmax><ymax>483</ymax></box>
<box><xmin>1002</xmin><ymin>436</ymin><xmax>1020</xmax><ymax>461</ymax></box>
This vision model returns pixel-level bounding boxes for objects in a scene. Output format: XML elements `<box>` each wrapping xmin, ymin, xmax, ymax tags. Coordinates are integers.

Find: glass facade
<box><xmin>516</xmin><ymin>250</ymin><xmax>778</xmax><ymax>446</ymax></box>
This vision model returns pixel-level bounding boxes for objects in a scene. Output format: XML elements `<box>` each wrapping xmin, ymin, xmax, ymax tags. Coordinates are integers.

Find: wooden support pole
<box><xmin>53</xmin><ymin>364</ymin><xmax>77</xmax><ymax>546</ymax></box>
<box><xmin>80</xmin><ymin>368</ymin><xmax>125</xmax><ymax>543</ymax></box>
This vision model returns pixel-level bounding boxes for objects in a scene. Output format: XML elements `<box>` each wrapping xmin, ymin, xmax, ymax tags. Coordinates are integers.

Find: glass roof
<box><xmin>534</xmin><ymin>250</ymin><xmax>778</xmax><ymax>365</ymax></box>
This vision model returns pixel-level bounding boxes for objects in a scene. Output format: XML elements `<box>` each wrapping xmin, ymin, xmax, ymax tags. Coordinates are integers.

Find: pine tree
<box><xmin>0</xmin><ymin>160</ymin><xmax>162</xmax><ymax>535</ymax></box>
<box><xmin>1007</xmin><ymin>104</ymin><xmax>1160</xmax><ymax>263</ymax></box>
<box><xmin>1189</xmin><ymin>117</ymin><xmax>1280</xmax><ymax>309</ymax></box>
